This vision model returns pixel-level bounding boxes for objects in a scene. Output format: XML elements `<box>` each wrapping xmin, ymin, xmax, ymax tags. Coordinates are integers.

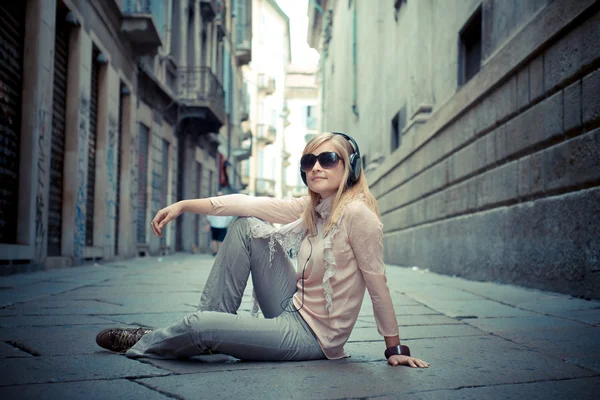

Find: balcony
<box><xmin>200</xmin><ymin>0</ymin><xmax>219</xmax><ymax>21</ymax></box>
<box><xmin>120</xmin><ymin>0</ymin><xmax>163</xmax><ymax>55</ymax></box>
<box><xmin>235</xmin><ymin>0</ymin><xmax>252</xmax><ymax>65</ymax></box>
<box><xmin>231</xmin><ymin>129</ymin><xmax>252</xmax><ymax>161</ymax></box>
<box><xmin>282</xmin><ymin>148</ymin><xmax>291</xmax><ymax>168</ymax></box>
<box><xmin>257</xmin><ymin>74</ymin><xmax>276</xmax><ymax>95</ymax></box>
<box><xmin>256</xmin><ymin>124</ymin><xmax>276</xmax><ymax>146</ymax></box>
<box><xmin>287</xmin><ymin>185</ymin><xmax>308</xmax><ymax>198</ymax></box>
<box><xmin>255</xmin><ymin>178</ymin><xmax>276</xmax><ymax>197</ymax></box>
<box><xmin>177</xmin><ymin>67</ymin><xmax>225</xmax><ymax>132</ymax></box>
<box><xmin>235</xmin><ymin>24</ymin><xmax>252</xmax><ymax>65</ymax></box>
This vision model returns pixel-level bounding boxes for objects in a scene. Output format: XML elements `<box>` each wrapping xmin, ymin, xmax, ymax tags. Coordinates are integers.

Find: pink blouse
<box><xmin>208</xmin><ymin>194</ymin><xmax>399</xmax><ymax>359</ymax></box>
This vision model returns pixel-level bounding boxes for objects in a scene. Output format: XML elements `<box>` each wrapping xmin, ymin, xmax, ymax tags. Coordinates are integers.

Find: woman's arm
<box><xmin>205</xmin><ymin>194</ymin><xmax>307</xmax><ymax>224</ymax></box>
<box><xmin>151</xmin><ymin>194</ymin><xmax>307</xmax><ymax>237</ymax></box>
<box><xmin>346</xmin><ymin>201</ymin><xmax>429</xmax><ymax>368</ymax></box>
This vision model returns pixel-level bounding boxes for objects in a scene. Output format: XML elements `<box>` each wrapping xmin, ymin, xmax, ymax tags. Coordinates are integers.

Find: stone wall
<box><xmin>369</xmin><ymin>2</ymin><xmax>600</xmax><ymax>298</ymax></box>
<box><xmin>317</xmin><ymin>0</ymin><xmax>600</xmax><ymax>298</ymax></box>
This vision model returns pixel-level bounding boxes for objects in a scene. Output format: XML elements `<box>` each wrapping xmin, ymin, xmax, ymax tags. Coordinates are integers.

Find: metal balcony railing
<box><xmin>256</xmin><ymin>124</ymin><xmax>276</xmax><ymax>145</ymax></box>
<box><xmin>255</xmin><ymin>178</ymin><xmax>276</xmax><ymax>197</ymax></box>
<box><xmin>235</xmin><ymin>23</ymin><xmax>252</xmax><ymax>65</ymax></box>
<box><xmin>177</xmin><ymin>67</ymin><xmax>225</xmax><ymax>123</ymax></box>
<box><xmin>257</xmin><ymin>74</ymin><xmax>276</xmax><ymax>95</ymax></box>
<box><xmin>286</xmin><ymin>185</ymin><xmax>308</xmax><ymax>198</ymax></box>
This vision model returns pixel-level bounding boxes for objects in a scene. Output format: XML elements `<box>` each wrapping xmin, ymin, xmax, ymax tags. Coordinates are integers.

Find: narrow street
<box><xmin>1</xmin><ymin>254</ymin><xmax>598</xmax><ymax>399</ymax></box>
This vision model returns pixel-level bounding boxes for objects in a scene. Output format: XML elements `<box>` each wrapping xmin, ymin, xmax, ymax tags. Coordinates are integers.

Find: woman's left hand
<box><xmin>387</xmin><ymin>355</ymin><xmax>430</xmax><ymax>368</ymax></box>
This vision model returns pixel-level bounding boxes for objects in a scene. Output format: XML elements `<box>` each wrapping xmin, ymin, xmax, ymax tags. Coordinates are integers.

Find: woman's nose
<box><xmin>312</xmin><ymin>160</ymin><xmax>323</xmax><ymax>171</ymax></box>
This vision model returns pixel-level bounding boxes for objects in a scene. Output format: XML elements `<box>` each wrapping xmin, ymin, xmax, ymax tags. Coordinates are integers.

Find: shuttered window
<box><xmin>160</xmin><ymin>139</ymin><xmax>169</xmax><ymax>247</ymax></box>
<box><xmin>195</xmin><ymin>162</ymin><xmax>202</xmax><ymax>247</ymax></box>
<box><xmin>137</xmin><ymin>123</ymin><xmax>150</xmax><ymax>244</ymax></box>
<box><xmin>0</xmin><ymin>2</ymin><xmax>25</xmax><ymax>244</ymax></box>
<box><xmin>86</xmin><ymin>48</ymin><xmax>100</xmax><ymax>246</ymax></box>
<box><xmin>176</xmin><ymin>141</ymin><xmax>184</xmax><ymax>251</ymax></box>
<box><xmin>115</xmin><ymin>87</ymin><xmax>125</xmax><ymax>255</ymax></box>
<box><xmin>48</xmin><ymin>8</ymin><xmax>70</xmax><ymax>256</ymax></box>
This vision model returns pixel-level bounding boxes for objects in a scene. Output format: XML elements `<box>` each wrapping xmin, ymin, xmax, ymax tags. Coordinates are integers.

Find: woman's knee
<box><xmin>228</xmin><ymin>216</ymin><xmax>250</xmax><ymax>233</ymax></box>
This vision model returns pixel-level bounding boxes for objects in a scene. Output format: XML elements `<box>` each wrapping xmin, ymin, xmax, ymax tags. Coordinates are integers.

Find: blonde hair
<box><xmin>301</xmin><ymin>132</ymin><xmax>380</xmax><ymax>235</ymax></box>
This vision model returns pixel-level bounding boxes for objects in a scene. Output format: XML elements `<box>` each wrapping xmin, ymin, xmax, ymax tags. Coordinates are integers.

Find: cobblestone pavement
<box><xmin>0</xmin><ymin>253</ymin><xmax>599</xmax><ymax>399</ymax></box>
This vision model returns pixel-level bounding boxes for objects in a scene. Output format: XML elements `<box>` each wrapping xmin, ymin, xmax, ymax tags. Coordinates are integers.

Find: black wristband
<box><xmin>384</xmin><ymin>344</ymin><xmax>411</xmax><ymax>359</ymax></box>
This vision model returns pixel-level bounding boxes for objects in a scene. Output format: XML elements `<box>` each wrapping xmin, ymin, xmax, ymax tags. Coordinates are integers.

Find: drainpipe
<box><xmin>351</xmin><ymin>1</ymin><xmax>359</xmax><ymax>118</ymax></box>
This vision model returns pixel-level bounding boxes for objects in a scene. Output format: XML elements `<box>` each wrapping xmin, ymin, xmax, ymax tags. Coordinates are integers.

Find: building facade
<box><xmin>0</xmin><ymin>0</ymin><xmax>251</xmax><ymax>274</ymax></box>
<box><xmin>282</xmin><ymin>64</ymin><xmax>320</xmax><ymax>198</ymax></box>
<box><xmin>308</xmin><ymin>0</ymin><xmax>600</xmax><ymax>298</ymax></box>
<box><xmin>239</xmin><ymin>0</ymin><xmax>291</xmax><ymax>198</ymax></box>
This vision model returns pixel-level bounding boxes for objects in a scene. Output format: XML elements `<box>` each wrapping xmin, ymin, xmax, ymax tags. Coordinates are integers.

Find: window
<box><xmin>391</xmin><ymin>105</ymin><xmax>406</xmax><ymax>151</ymax></box>
<box><xmin>458</xmin><ymin>6</ymin><xmax>482</xmax><ymax>86</ymax></box>
<box><xmin>306</xmin><ymin>105</ymin><xmax>316</xmax><ymax>130</ymax></box>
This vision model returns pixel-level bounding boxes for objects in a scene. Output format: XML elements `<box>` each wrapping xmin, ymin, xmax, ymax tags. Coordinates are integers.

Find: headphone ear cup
<box><xmin>347</xmin><ymin>153</ymin><xmax>360</xmax><ymax>186</ymax></box>
<box><xmin>353</xmin><ymin>156</ymin><xmax>361</xmax><ymax>182</ymax></box>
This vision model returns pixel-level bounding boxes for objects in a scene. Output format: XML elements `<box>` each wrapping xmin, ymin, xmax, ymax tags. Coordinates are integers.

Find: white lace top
<box><xmin>207</xmin><ymin>194</ymin><xmax>399</xmax><ymax>359</ymax></box>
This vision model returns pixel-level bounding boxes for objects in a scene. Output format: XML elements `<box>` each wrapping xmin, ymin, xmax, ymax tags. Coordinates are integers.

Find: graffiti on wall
<box><xmin>35</xmin><ymin>107</ymin><xmax>48</xmax><ymax>262</ymax></box>
<box><xmin>74</xmin><ymin>92</ymin><xmax>89</xmax><ymax>260</ymax></box>
<box><xmin>105</xmin><ymin>115</ymin><xmax>118</xmax><ymax>246</ymax></box>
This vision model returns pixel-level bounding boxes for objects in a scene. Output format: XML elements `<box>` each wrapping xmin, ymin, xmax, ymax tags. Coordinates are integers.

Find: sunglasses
<box><xmin>300</xmin><ymin>152</ymin><xmax>342</xmax><ymax>172</ymax></box>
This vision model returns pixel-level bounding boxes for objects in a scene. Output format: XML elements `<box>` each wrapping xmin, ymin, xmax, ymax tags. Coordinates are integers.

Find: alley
<box><xmin>0</xmin><ymin>254</ymin><xmax>599</xmax><ymax>399</ymax></box>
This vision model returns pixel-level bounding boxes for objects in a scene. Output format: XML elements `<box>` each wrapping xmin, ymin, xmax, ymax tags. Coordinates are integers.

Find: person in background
<box><xmin>205</xmin><ymin>191</ymin><xmax>235</xmax><ymax>256</ymax></box>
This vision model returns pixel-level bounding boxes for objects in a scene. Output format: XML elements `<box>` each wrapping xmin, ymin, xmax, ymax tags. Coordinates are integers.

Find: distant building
<box><xmin>283</xmin><ymin>64</ymin><xmax>320</xmax><ymax>198</ymax></box>
<box><xmin>308</xmin><ymin>0</ymin><xmax>600</xmax><ymax>298</ymax></box>
<box><xmin>0</xmin><ymin>0</ymin><xmax>251</xmax><ymax>273</ymax></box>
<box><xmin>239</xmin><ymin>0</ymin><xmax>291</xmax><ymax>199</ymax></box>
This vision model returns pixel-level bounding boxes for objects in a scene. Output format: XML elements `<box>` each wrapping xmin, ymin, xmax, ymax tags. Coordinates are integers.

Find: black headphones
<box><xmin>300</xmin><ymin>132</ymin><xmax>362</xmax><ymax>187</ymax></box>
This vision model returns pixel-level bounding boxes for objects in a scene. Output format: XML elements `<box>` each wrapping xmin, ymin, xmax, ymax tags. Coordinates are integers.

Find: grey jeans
<box><xmin>125</xmin><ymin>217</ymin><xmax>325</xmax><ymax>361</ymax></box>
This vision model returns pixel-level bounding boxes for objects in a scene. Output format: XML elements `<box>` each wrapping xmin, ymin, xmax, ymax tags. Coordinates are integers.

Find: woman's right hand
<box><xmin>151</xmin><ymin>203</ymin><xmax>184</xmax><ymax>237</ymax></box>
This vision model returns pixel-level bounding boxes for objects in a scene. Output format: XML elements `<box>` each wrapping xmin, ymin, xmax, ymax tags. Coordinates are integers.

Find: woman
<box><xmin>95</xmin><ymin>132</ymin><xmax>429</xmax><ymax>368</ymax></box>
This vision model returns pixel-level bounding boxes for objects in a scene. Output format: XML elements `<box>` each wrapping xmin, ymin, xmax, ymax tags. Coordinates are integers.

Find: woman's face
<box><xmin>303</xmin><ymin>141</ymin><xmax>345</xmax><ymax>199</ymax></box>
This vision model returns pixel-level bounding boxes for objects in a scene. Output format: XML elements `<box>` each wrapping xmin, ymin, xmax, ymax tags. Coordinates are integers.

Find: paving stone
<box><xmin>412</xmin><ymin>377</ymin><xmax>600</xmax><ymax>400</ymax></box>
<box><xmin>0</xmin><ymin>299</ymin><xmax>196</xmax><ymax>316</ymax></box>
<box><xmin>348</xmin><ymin>324</ymin><xmax>484</xmax><ymax>342</ymax></box>
<box><xmin>137</xmin><ymin>335</ymin><xmax>595</xmax><ymax>400</ymax></box>
<box><xmin>517</xmin><ymin>297</ymin><xmax>600</xmax><ymax>317</ymax></box>
<box><xmin>404</xmin><ymin>287</ymin><xmax>487</xmax><ymax>301</ymax></box>
<box><xmin>467</xmin><ymin>316</ymin><xmax>600</xmax><ymax>365</ymax></box>
<box><xmin>0</xmin><ymin>315</ymin><xmax>110</xmax><ymax>328</ymax></box>
<box><xmin>0</xmin><ymin>341</ymin><xmax>32</xmax><ymax>358</ymax></box>
<box><xmin>0</xmin><ymin>354</ymin><xmax>169</xmax><ymax>386</ymax></box>
<box><xmin>0</xmin><ymin>379</ymin><xmax>170</xmax><ymax>400</ymax></box>
<box><xmin>358</xmin><ymin>314</ymin><xmax>464</xmax><ymax>327</ymax></box>
<box><xmin>407</xmin><ymin>297</ymin><xmax>537</xmax><ymax>318</ymax></box>
<box><xmin>0</xmin><ymin>325</ymin><xmax>134</xmax><ymax>356</ymax></box>
<box><xmin>97</xmin><ymin>313</ymin><xmax>191</xmax><ymax>329</ymax></box>
<box><xmin>358</xmin><ymin>305</ymin><xmax>439</xmax><ymax>317</ymax></box>
<box><xmin>0</xmin><ymin>253</ymin><xmax>599</xmax><ymax>398</ymax></box>
<box><xmin>143</xmin><ymin>357</ymin><xmax>332</xmax><ymax>375</ymax></box>
<box><xmin>454</xmin><ymin>282</ymin><xmax>567</xmax><ymax>304</ymax></box>
<box><xmin>562</xmin><ymin>308</ymin><xmax>600</xmax><ymax>326</ymax></box>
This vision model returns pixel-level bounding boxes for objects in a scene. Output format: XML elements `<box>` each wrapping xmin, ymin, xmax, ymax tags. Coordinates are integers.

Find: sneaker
<box><xmin>95</xmin><ymin>327</ymin><xmax>153</xmax><ymax>353</ymax></box>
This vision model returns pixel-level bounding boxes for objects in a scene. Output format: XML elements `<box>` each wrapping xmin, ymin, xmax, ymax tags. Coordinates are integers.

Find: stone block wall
<box><xmin>368</xmin><ymin>2</ymin><xmax>600</xmax><ymax>298</ymax></box>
